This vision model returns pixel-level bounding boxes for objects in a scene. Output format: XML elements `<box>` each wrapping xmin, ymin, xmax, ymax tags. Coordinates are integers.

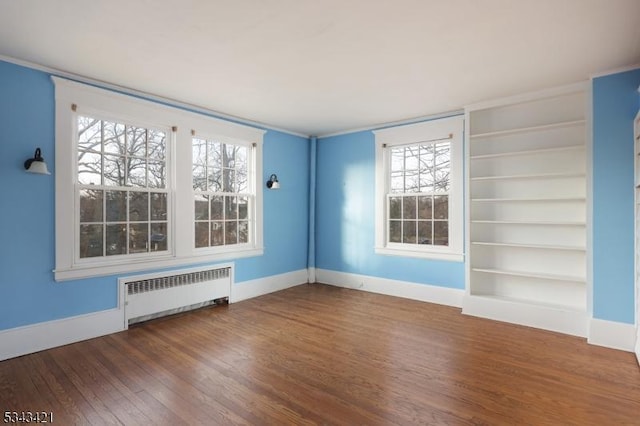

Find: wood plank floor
<box><xmin>1</xmin><ymin>283</ymin><xmax>639</xmax><ymax>425</ymax></box>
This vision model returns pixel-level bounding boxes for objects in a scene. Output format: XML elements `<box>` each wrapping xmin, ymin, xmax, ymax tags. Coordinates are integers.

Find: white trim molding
<box><xmin>315</xmin><ymin>269</ymin><xmax>464</xmax><ymax>308</ymax></box>
<box><xmin>230</xmin><ymin>269</ymin><xmax>308</xmax><ymax>303</ymax></box>
<box><xmin>588</xmin><ymin>318</ymin><xmax>636</xmax><ymax>352</ymax></box>
<box><xmin>373</xmin><ymin>115</ymin><xmax>465</xmax><ymax>262</ymax></box>
<box><xmin>0</xmin><ymin>308</ymin><xmax>125</xmax><ymax>362</ymax></box>
<box><xmin>463</xmin><ymin>295</ymin><xmax>588</xmax><ymax>337</ymax></box>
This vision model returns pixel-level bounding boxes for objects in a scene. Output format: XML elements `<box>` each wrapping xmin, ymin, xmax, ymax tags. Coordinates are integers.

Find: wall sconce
<box><xmin>266</xmin><ymin>173</ymin><xmax>280</xmax><ymax>189</ymax></box>
<box><xmin>24</xmin><ymin>148</ymin><xmax>51</xmax><ymax>175</ymax></box>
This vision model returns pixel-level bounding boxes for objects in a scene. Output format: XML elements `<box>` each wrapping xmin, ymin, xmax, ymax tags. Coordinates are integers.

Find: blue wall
<box><xmin>2</xmin><ymin>57</ymin><xmax>638</xmax><ymax>332</ymax></box>
<box><xmin>0</xmin><ymin>60</ymin><xmax>309</xmax><ymax>331</ymax></box>
<box><xmin>315</xmin><ymin>130</ymin><xmax>465</xmax><ymax>289</ymax></box>
<box><xmin>592</xmin><ymin>68</ymin><xmax>640</xmax><ymax>324</ymax></box>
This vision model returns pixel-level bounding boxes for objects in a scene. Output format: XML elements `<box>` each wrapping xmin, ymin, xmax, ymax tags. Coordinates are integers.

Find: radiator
<box><xmin>122</xmin><ymin>264</ymin><xmax>232</xmax><ymax>325</ymax></box>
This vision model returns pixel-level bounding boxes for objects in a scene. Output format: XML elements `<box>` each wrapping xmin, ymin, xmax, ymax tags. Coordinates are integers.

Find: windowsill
<box><xmin>374</xmin><ymin>246</ymin><xmax>464</xmax><ymax>262</ymax></box>
<box><xmin>54</xmin><ymin>247</ymin><xmax>264</xmax><ymax>281</ymax></box>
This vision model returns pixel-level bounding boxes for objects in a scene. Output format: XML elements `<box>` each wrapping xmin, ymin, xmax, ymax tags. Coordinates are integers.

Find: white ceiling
<box><xmin>1</xmin><ymin>0</ymin><xmax>639</xmax><ymax>136</ymax></box>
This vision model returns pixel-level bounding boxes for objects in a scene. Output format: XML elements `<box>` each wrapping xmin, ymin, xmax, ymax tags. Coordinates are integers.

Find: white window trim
<box><xmin>373</xmin><ymin>116</ymin><xmax>464</xmax><ymax>262</ymax></box>
<box><xmin>53</xmin><ymin>77</ymin><xmax>264</xmax><ymax>281</ymax></box>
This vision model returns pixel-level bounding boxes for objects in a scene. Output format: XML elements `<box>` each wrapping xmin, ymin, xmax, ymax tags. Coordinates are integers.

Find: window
<box><xmin>77</xmin><ymin>115</ymin><xmax>169</xmax><ymax>259</ymax></box>
<box><xmin>192</xmin><ymin>138</ymin><xmax>254</xmax><ymax>249</ymax></box>
<box><xmin>373</xmin><ymin>116</ymin><xmax>464</xmax><ymax>261</ymax></box>
<box><xmin>53</xmin><ymin>77</ymin><xmax>264</xmax><ymax>281</ymax></box>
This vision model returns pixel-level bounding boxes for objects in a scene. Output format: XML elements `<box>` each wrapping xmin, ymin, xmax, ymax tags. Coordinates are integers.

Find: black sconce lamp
<box><xmin>266</xmin><ymin>173</ymin><xmax>280</xmax><ymax>189</ymax></box>
<box><xmin>24</xmin><ymin>148</ymin><xmax>51</xmax><ymax>175</ymax></box>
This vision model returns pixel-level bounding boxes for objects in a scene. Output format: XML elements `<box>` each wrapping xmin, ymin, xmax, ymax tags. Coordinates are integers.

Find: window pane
<box><xmin>208</xmin><ymin>167</ymin><xmax>222</xmax><ymax>192</ymax></box>
<box><xmin>80</xmin><ymin>224</ymin><xmax>103</xmax><ymax>258</ymax></box>
<box><xmin>225</xmin><ymin>196</ymin><xmax>237</xmax><ymax>220</ymax></box>
<box><xmin>194</xmin><ymin>194</ymin><xmax>209</xmax><ymax>220</ymax></box>
<box><xmin>148</xmin><ymin>161</ymin><xmax>166</xmax><ymax>188</ymax></box>
<box><xmin>389</xmin><ymin>196</ymin><xmax>401</xmax><ymax>219</ymax></box>
<box><xmin>104</xmin><ymin>155</ymin><xmax>126</xmax><ymax>186</ymax></box>
<box><xmin>193</xmin><ymin>138</ymin><xmax>207</xmax><ymax>165</ymax></box>
<box><xmin>391</xmin><ymin>148</ymin><xmax>404</xmax><ymax>173</ymax></box>
<box><xmin>193</xmin><ymin>165</ymin><xmax>206</xmax><ymax>190</ymax></box>
<box><xmin>403</xmin><ymin>196</ymin><xmax>416</xmax><ymax>219</ymax></box>
<box><xmin>238</xmin><ymin>196</ymin><xmax>249</xmax><ymax>220</ymax></box>
<box><xmin>150</xmin><ymin>222</ymin><xmax>167</xmax><ymax>252</ymax></box>
<box><xmin>418</xmin><ymin>196</ymin><xmax>432</xmax><ymax>219</ymax></box>
<box><xmin>223</xmin><ymin>144</ymin><xmax>236</xmax><ymax>169</ymax></box>
<box><xmin>78</xmin><ymin>151</ymin><xmax>102</xmax><ymax>185</ymax></box>
<box><xmin>78</xmin><ymin>117</ymin><xmax>102</xmax><ymax>152</ymax></box>
<box><xmin>106</xmin><ymin>224</ymin><xmax>127</xmax><ymax>256</ymax></box>
<box><xmin>434</xmin><ymin>221</ymin><xmax>448</xmax><ymax>246</ymax></box>
<box><xmin>225</xmin><ymin>221</ymin><xmax>237</xmax><ymax>245</ymax></box>
<box><xmin>103</xmin><ymin>121</ymin><xmax>125</xmax><ymax>155</ymax></box>
<box><xmin>390</xmin><ymin>172</ymin><xmax>404</xmax><ymax>193</ymax></box>
<box><xmin>434</xmin><ymin>143</ymin><xmax>450</xmax><ymax>192</ymax></box>
<box><xmin>405</xmin><ymin>170</ymin><xmax>419</xmax><ymax>192</ymax></box>
<box><xmin>129</xmin><ymin>223</ymin><xmax>149</xmax><ymax>253</ymax></box>
<box><xmin>211</xmin><ymin>195</ymin><xmax>224</xmax><ymax>220</ymax></box>
<box><xmin>208</xmin><ymin>141</ymin><xmax>222</xmax><ymax>169</ymax></box>
<box><xmin>223</xmin><ymin>169</ymin><xmax>235</xmax><ymax>192</ymax></box>
<box><xmin>405</xmin><ymin>146</ymin><xmax>419</xmax><ymax>170</ymax></box>
<box><xmin>419</xmin><ymin>169</ymin><xmax>434</xmax><ymax>193</ymax></box>
<box><xmin>389</xmin><ymin>220</ymin><xmax>401</xmax><ymax>243</ymax></box>
<box><xmin>211</xmin><ymin>221</ymin><xmax>224</xmax><ymax>246</ymax></box>
<box><xmin>148</xmin><ymin>129</ymin><xmax>166</xmax><ymax>160</ymax></box>
<box><xmin>195</xmin><ymin>222</ymin><xmax>209</xmax><ymax>248</ymax></box>
<box><xmin>105</xmin><ymin>190</ymin><xmax>127</xmax><ymax>222</ymax></box>
<box><xmin>126</xmin><ymin>126</ymin><xmax>147</xmax><ymax>158</ymax></box>
<box><xmin>129</xmin><ymin>192</ymin><xmax>148</xmax><ymax>222</ymax></box>
<box><xmin>80</xmin><ymin>189</ymin><xmax>103</xmax><ymax>223</ymax></box>
<box><xmin>236</xmin><ymin>146</ymin><xmax>248</xmax><ymax>192</ymax></box>
<box><xmin>434</xmin><ymin>195</ymin><xmax>448</xmax><ymax>219</ymax></box>
<box><xmin>238</xmin><ymin>220</ymin><xmax>249</xmax><ymax>243</ymax></box>
<box><xmin>402</xmin><ymin>221</ymin><xmax>416</xmax><ymax>244</ymax></box>
<box><xmin>128</xmin><ymin>157</ymin><xmax>147</xmax><ymax>187</ymax></box>
<box><xmin>418</xmin><ymin>221</ymin><xmax>432</xmax><ymax>245</ymax></box>
<box><xmin>150</xmin><ymin>193</ymin><xmax>167</xmax><ymax>220</ymax></box>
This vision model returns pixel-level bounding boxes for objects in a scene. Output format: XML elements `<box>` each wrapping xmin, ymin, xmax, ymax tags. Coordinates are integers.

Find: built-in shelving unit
<box><xmin>463</xmin><ymin>84</ymin><xmax>588</xmax><ymax>336</ymax></box>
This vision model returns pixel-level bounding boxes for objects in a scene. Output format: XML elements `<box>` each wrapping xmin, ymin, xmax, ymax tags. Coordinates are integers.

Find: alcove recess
<box><xmin>463</xmin><ymin>84</ymin><xmax>588</xmax><ymax>337</ymax></box>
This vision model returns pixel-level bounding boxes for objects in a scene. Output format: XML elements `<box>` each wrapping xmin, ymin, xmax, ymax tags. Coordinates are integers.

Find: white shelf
<box><xmin>470</xmin><ymin>145</ymin><xmax>584</xmax><ymax>160</ymax></box>
<box><xmin>470</xmin><ymin>119</ymin><xmax>585</xmax><ymax>140</ymax></box>
<box><xmin>471</xmin><ymin>197</ymin><xmax>585</xmax><ymax>203</ymax></box>
<box><xmin>465</xmin><ymin>294</ymin><xmax>586</xmax><ymax>314</ymax></box>
<box><xmin>471</xmin><ymin>241</ymin><xmax>585</xmax><ymax>251</ymax></box>
<box><xmin>471</xmin><ymin>268</ymin><xmax>585</xmax><ymax>283</ymax></box>
<box><xmin>471</xmin><ymin>172</ymin><xmax>585</xmax><ymax>181</ymax></box>
<box><xmin>471</xmin><ymin>220</ymin><xmax>585</xmax><ymax>226</ymax></box>
<box><xmin>466</xmin><ymin>86</ymin><xmax>587</xmax><ymax>334</ymax></box>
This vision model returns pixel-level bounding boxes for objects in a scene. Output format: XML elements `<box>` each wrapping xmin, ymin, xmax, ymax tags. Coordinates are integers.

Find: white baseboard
<box><xmin>635</xmin><ymin>335</ymin><xmax>640</xmax><ymax>366</ymax></box>
<box><xmin>0</xmin><ymin>269</ymin><xmax>308</xmax><ymax>361</ymax></box>
<box><xmin>315</xmin><ymin>268</ymin><xmax>464</xmax><ymax>308</ymax></box>
<box><xmin>462</xmin><ymin>295</ymin><xmax>588</xmax><ymax>337</ymax></box>
<box><xmin>0</xmin><ymin>308</ymin><xmax>125</xmax><ymax>361</ymax></box>
<box><xmin>588</xmin><ymin>318</ymin><xmax>636</xmax><ymax>352</ymax></box>
<box><xmin>230</xmin><ymin>269</ymin><xmax>308</xmax><ymax>303</ymax></box>
<box><xmin>308</xmin><ymin>267</ymin><xmax>316</xmax><ymax>284</ymax></box>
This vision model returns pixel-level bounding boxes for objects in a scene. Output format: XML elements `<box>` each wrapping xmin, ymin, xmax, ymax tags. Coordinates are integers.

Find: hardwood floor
<box><xmin>1</xmin><ymin>283</ymin><xmax>639</xmax><ymax>425</ymax></box>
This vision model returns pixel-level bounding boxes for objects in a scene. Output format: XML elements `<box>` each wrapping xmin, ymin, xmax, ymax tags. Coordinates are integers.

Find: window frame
<box><xmin>191</xmin><ymin>133</ymin><xmax>257</xmax><ymax>252</ymax></box>
<box><xmin>53</xmin><ymin>77</ymin><xmax>264</xmax><ymax>281</ymax></box>
<box><xmin>373</xmin><ymin>116</ymin><xmax>464</xmax><ymax>262</ymax></box>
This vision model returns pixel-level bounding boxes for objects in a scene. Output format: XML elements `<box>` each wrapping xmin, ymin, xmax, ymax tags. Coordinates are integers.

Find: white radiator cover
<box><xmin>120</xmin><ymin>263</ymin><xmax>232</xmax><ymax>326</ymax></box>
